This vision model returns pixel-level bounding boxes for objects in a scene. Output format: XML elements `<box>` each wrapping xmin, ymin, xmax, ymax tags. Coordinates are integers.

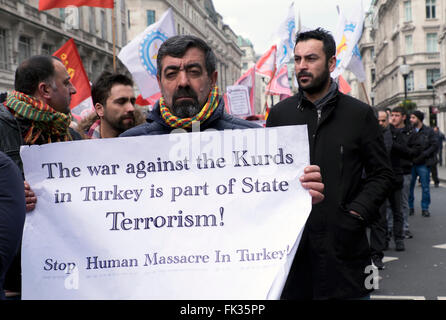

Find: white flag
<box><xmin>331</xmin><ymin>2</ymin><xmax>364</xmax><ymax>79</ymax></box>
<box><xmin>347</xmin><ymin>44</ymin><xmax>366</xmax><ymax>82</ymax></box>
<box><xmin>118</xmin><ymin>8</ymin><xmax>176</xmax><ymax>99</ymax></box>
<box><xmin>275</xmin><ymin>2</ymin><xmax>296</xmax><ymax>70</ymax></box>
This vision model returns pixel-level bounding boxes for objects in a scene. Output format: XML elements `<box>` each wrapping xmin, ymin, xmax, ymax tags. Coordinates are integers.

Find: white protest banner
<box><xmin>226</xmin><ymin>85</ymin><xmax>252</xmax><ymax>117</ymax></box>
<box><xmin>20</xmin><ymin>125</ymin><xmax>311</xmax><ymax>300</ymax></box>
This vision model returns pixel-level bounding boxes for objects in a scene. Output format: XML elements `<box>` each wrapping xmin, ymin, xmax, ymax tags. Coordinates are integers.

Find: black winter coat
<box><xmin>408</xmin><ymin>125</ymin><xmax>438</xmax><ymax>166</ymax></box>
<box><xmin>390</xmin><ymin>125</ymin><xmax>415</xmax><ymax>175</ymax></box>
<box><xmin>266</xmin><ymin>90</ymin><xmax>393</xmax><ymax>299</ymax></box>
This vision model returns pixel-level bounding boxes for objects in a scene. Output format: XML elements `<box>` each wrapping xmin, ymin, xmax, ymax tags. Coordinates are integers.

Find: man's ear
<box><xmin>210</xmin><ymin>71</ymin><xmax>218</xmax><ymax>87</ymax></box>
<box><xmin>94</xmin><ymin>102</ymin><xmax>105</xmax><ymax>117</ymax></box>
<box><xmin>328</xmin><ymin>56</ymin><xmax>337</xmax><ymax>73</ymax></box>
<box><xmin>37</xmin><ymin>81</ymin><xmax>52</xmax><ymax>100</ymax></box>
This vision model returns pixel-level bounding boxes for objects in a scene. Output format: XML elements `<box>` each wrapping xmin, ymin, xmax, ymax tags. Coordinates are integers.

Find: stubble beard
<box><xmin>297</xmin><ymin>63</ymin><xmax>331</xmax><ymax>95</ymax></box>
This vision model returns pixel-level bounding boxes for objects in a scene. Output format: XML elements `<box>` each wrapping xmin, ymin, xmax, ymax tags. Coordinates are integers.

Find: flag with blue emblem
<box><xmin>118</xmin><ymin>8</ymin><xmax>176</xmax><ymax>99</ymax></box>
<box><xmin>275</xmin><ymin>2</ymin><xmax>296</xmax><ymax>71</ymax></box>
<box><xmin>331</xmin><ymin>2</ymin><xmax>364</xmax><ymax>80</ymax></box>
<box><xmin>347</xmin><ymin>44</ymin><xmax>366</xmax><ymax>82</ymax></box>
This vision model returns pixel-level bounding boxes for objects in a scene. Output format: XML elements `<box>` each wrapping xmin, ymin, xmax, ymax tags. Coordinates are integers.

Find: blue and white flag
<box><xmin>331</xmin><ymin>2</ymin><xmax>364</xmax><ymax>80</ymax></box>
<box><xmin>118</xmin><ymin>8</ymin><xmax>176</xmax><ymax>98</ymax></box>
<box><xmin>347</xmin><ymin>44</ymin><xmax>366</xmax><ymax>82</ymax></box>
<box><xmin>275</xmin><ymin>2</ymin><xmax>296</xmax><ymax>71</ymax></box>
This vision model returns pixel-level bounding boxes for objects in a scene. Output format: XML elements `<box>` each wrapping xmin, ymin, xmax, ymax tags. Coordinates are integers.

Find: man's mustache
<box><xmin>297</xmin><ymin>71</ymin><xmax>313</xmax><ymax>78</ymax></box>
<box><xmin>173</xmin><ymin>87</ymin><xmax>198</xmax><ymax>102</ymax></box>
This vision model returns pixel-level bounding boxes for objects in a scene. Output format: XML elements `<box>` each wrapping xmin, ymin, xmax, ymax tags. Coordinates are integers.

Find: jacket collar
<box><xmin>297</xmin><ymin>78</ymin><xmax>339</xmax><ymax>111</ymax></box>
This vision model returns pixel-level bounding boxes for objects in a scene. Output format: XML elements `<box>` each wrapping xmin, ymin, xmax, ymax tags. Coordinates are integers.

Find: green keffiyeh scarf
<box><xmin>5</xmin><ymin>91</ymin><xmax>72</xmax><ymax>144</ymax></box>
<box><xmin>159</xmin><ymin>86</ymin><xmax>219</xmax><ymax>129</ymax></box>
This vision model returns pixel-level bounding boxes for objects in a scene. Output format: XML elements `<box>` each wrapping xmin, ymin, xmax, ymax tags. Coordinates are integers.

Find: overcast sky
<box><xmin>212</xmin><ymin>0</ymin><xmax>373</xmax><ymax>55</ymax></box>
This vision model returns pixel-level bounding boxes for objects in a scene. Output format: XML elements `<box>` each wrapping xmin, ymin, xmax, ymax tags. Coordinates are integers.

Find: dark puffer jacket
<box><xmin>266</xmin><ymin>90</ymin><xmax>393</xmax><ymax>299</ymax></box>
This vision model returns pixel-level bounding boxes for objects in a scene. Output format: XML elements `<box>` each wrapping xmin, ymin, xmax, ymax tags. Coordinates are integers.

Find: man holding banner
<box><xmin>120</xmin><ymin>35</ymin><xmax>324</xmax><ymax>204</ymax></box>
<box><xmin>267</xmin><ymin>28</ymin><xmax>393</xmax><ymax>299</ymax></box>
<box><xmin>0</xmin><ymin>55</ymin><xmax>82</xmax><ymax>298</ymax></box>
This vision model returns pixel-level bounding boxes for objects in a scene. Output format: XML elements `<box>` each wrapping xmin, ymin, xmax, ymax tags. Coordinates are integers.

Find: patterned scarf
<box><xmin>87</xmin><ymin>119</ymin><xmax>101</xmax><ymax>139</ymax></box>
<box><xmin>5</xmin><ymin>91</ymin><xmax>72</xmax><ymax>144</ymax></box>
<box><xmin>160</xmin><ymin>86</ymin><xmax>219</xmax><ymax>129</ymax></box>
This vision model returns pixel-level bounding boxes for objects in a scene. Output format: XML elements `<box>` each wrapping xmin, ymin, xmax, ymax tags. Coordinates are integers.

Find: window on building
<box><xmin>101</xmin><ymin>10</ymin><xmax>107</xmax><ymax>40</ymax></box>
<box><xmin>59</xmin><ymin>8</ymin><xmax>65</xmax><ymax>20</ymax></box>
<box><xmin>371</xmin><ymin>68</ymin><xmax>376</xmax><ymax>83</ymax></box>
<box><xmin>242</xmin><ymin>62</ymin><xmax>248</xmax><ymax>69</ymax></box>
<box><xmin>407</xmin><ymin>71</ymin><xmax>414</xmax><ymax>91</ymax></box>
<box><xmin>426</xmin><ymin>0</ymin><xmax>436</xmax><ymax>19</ymax></box>
<box><xmin>427</xmin><ymin>33</ymin><xmax>438</xmax><ymax>52</ymax></box>
<box><xmin>0</xmin><ymin>29</ymin><xmax>8</xmax><ymax>70</ymax></box>
<box><xmin>89</xmin><ymin>8</ymin><xmax>96</xmax><ymax>34</ymax></box>
<box><xmin>404</xmin><ymin>1</ymin><xmax>412</xmax><ymax>22</ymax></box>
<box><xmin>426</xmin><ymin>69</ymin><xmax>440</xmax><ymax>88</ymax></box>
<box><xmin>370</xmin><ymin>47</ymin><xmax>375</xmax><ymax>59</ymax></box>
<box><xmin>92</xmin><ymin>60</ymin><xmax>100</xmax><ymax>81</ymax></box>
<box><xmin>405</xmin><ymin>34</ymin><xmax>413</xmax><ymax>54</ymax></box>
<box><xmin>41</xmin><ymin>43</ymin><xmax>53</xmax><ymax>55</ymax></box>
<box><xmin>18</xmin><ymin>36</ymin><xmax>32</xmax><ymax>64</ymax></box>
<box><xmin>147</xmin><ymin>10</ymin><xmax>156</xmax><ymax>26</ymax></box>
<box><xmin>121</xmin><ymin>22</ymin><xmax>127</xmax><ymax>46</ymax></box>
<box><xmin>128</xmin><ymin>10</ymin><xmax>131</xmax><ymax>29</ymax></box>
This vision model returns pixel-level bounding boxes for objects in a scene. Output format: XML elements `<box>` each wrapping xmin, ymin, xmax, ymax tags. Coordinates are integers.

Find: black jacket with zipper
<box><xmin>266</xmin><ymin>90</ymin><xmax>393</xmax><ymax>299</ymax></box>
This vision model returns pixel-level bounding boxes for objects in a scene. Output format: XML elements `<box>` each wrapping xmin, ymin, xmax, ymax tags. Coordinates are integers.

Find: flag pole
<box><xmin>112</xmin><ymin>0</ymin><xmax>116</xmax><ymax>72</ymax></box>
<box><xmin>360</xmin><ymin>82</ymin><xmax>370</xmax><ymax>105</ymax></box>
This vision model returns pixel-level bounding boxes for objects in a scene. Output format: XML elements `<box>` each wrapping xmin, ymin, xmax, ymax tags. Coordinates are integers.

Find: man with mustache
<box><xmin>78</xmin><ymin>71</ymin><xmax>145</xmax><ymax>139</ymax></box>
<box><xmin>0</xmin><ymin>55</ymin><xmax>80</xmax><ymax>299</ymax></box>
<box><xmin>121</xmin><ymin>35</ymin><xmax>324</xmax><ymax>202</ymax></box>
<box><xmin>266</xmin><ymin>28</ymin><xmax>393</xmax><ymax>299</ymax></box>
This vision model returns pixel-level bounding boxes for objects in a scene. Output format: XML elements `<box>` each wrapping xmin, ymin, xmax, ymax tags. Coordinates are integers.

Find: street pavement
<box><xmin>370</xmin><ymin>165</ymin><xmax>446</xmax><ymax>300</ymax></box>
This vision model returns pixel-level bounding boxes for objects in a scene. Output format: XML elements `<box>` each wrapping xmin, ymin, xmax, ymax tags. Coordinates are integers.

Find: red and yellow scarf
<box><xmin>5</xmin><ymin>91</ymin><xmax>72</xmax><ymax>144</ymax></box>
<box><xmin>159</xmin><ymin>86</ymin><xmax>219</xmax><ymax>129</ymax></box>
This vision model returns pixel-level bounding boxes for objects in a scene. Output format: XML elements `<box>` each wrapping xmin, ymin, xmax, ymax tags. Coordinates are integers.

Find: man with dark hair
<box><xmin>371</xmin><ymin>110</ymin><xmax>405</xmax><ymax>271</ymax></box>
<box><xmin>0</xmin><ymin>54</ymin><xmax>81</xmax><ymax>298</ymax></box>
<box><xmin>77</xmin><ymin>71</ymin><xmax>144</xmax><ymax>138</ymax></box>
<box><xmin>266</xmin><ymin>28</ymin><xmax>393</xmax><ymax>299</ymax></box>
<box><xmin>408</xmin><ymin>110</ymin><xmax>437</xmax><ymax>217</ymax></box>
<box><xmin>121</xmin><ymin>34</ymin><xmax>324</xmax><ymax>202</ymax></box>
<box><xmin>390</xmin><ymin>106</ymin><xmax>416</xmax><ymax>238</ymax></box>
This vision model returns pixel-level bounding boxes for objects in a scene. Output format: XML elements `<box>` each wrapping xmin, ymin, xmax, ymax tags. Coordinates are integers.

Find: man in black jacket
<box><xmin>266</xmin><ymin>28</ymin><xmax>393</xmax><ymax>299</ymax></box>
<box><xmin>390</xmin><ymin>107</ymin><xmax>416</xmax><ymax>238</ymax></box>
<box><xmin>0</xmin><ymin>55</ymin><xmax>81</xmax><ymax>299</ymax></box>
<box><xmin>408</xmin><ymin>110</ymin><xmax>437</xmax><ymax>217</ymax></box>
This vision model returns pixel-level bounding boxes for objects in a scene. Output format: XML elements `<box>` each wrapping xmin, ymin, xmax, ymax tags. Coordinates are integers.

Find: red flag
<box><xmin>136</xmin><ymin>92</ymin><xmax>162</xmax><ymax>107</ymax></box>
<box><xmin>255</xmin><ymin>45</ymin><xmax>277</xmax><ymax>79</ymax></box>
<box><xmin>235</xmin><ymin>67</ymin><xmax>256</xmax><ymax>115</ymax></box>
<box><xmin>338</xmin><ymin>75</ymin><xmax>352</xmax><ymax>95</ymax></box>
<box><xmin>39</xmin><ymin>0</ymin><xmax>114</xmax><ymax>10</ymax></box>
<box><xmin>266</xmin><ymin>65</ymin><xmax>292</xmax><ymax>96</ymax></box>
<box><xmin>53</xmin><ymin>38</ymin><xmax>92</xmax><ymax>121</ymax></box>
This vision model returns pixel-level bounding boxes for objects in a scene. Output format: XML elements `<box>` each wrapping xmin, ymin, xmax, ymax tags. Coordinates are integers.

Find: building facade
<box><xmin>126</xmin><ymin>0</ymin><xmax>243</xmax><ymax>94</ymax></box>
<box><xmin>359</xmin><ymin>0</ymin><xmax>443</xmax><ymax>129</ymax></box>
<box><xmin>0</xmin><ymin>0</ymin><xmax>129</xmax><ymax>93</ymax></box>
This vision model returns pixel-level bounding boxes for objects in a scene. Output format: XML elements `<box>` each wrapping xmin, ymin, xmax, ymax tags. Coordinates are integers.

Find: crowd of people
<box><xmin>0</xmin><ymin>29</ymin><xmax>444</xmax><ymax>300</ymax></box>
<box><xmin>369</xmin><ymin>106</ymin><xmax>443</xmax><ymax>270</ymax></box>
